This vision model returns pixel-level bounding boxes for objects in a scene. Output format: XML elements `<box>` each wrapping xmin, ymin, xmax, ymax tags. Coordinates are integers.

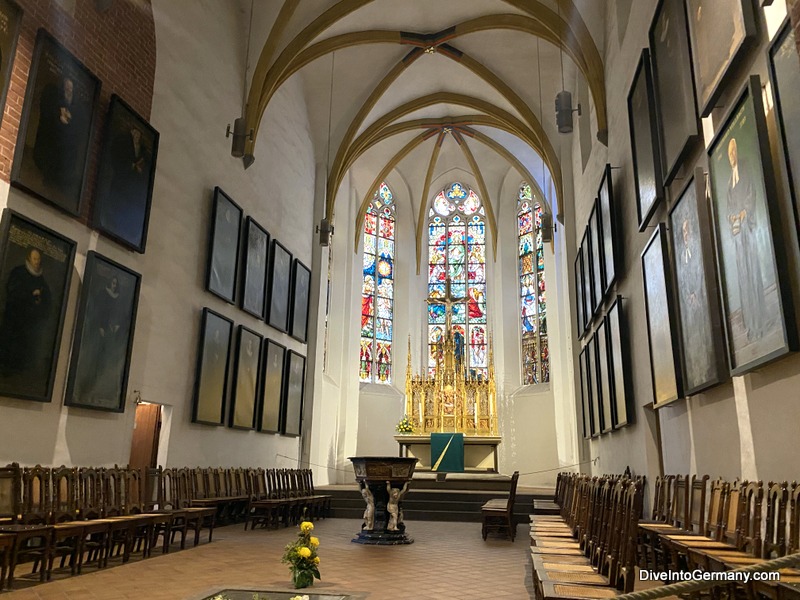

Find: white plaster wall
<box><xmin>0</xmin><ymin>0</ymin><xmax>318</xmax><ymax>469</ymax></box>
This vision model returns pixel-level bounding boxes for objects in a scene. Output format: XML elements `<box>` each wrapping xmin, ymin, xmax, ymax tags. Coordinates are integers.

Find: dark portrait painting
<box><xmin>191</xmin><ymin>308</ymin><xmax>232</xmax><ymax>426</ymax></box>
<box><xmin>92</xmin><ymin>95</ymin><xmax>159</xmax><ymax>253</ymax></box>
<box><xmin>205</xmin><ymin>187</ymin><xmax>242</xmax><ymax>304</ymax></box>
<box><xmin>229</xmin><ymin>326</ymin><xmax>261</xmax><ymax>430</ymax></box>
<box><xmin>607</xmin><ymin>297</ymin><xmax>631</xmax><ymax>428</ymax></box>
<box><xmin>707</xmin><ymin>76</ymin><xmax>795</xmax><ymax>375</ymax></box>
<box><xmin>649</xmin><ymin>0</ymin><xmax>700</xmax><ymax>184</ymax></box>
<box><xmin>598</xmin><ymin>165</ymin><xmax>617</xmax><ymax>295</ymax></box>
<box><xmin>258</xmin><ymin>338</ymin><xmax>285</xmax><ymax>433</ymax></box>
<box><xmin>290</xmin><ymin>259</ymin><xmax>311</xmax><ymax>343</ymax></box>
<box><xmin>0</xmin><ymin>210</ymin><xmax>76</xmax><ymax>402</ymax></box>
<box><xmin>267</xmin><ymin>240</ymin><xmax>292</xmax><ymax>333</ymax></box>
<box><xmin>579</xmin><ymin>346</ymin><xmax>592</xmax><ymax>439</ymax></box>
<box><xmin>11</xmin><ymin>29</ymin><xmax>100</xmax><ymax>215</ymax></box>
<box><xmin>628</xmin><ymin>48</ymin><xmax>664</xmax><ymax>230</ymax></box>
<box><xmin>595</xmin><ymin>319</ymin><xmax>613</xmax><ymax>434</ymax></box>
<box><xmin>574</xmin><ymin>251</ymin><xmax>584</xmax><ymax>338</ymax></box>
<box><xmin>588</xmin><ymin>201</ymin><xmax>604</xmax><ymax>314</ymax></box>
<box><xmin>241</xmin><ymin>217</ymin><xmax>269</xmax><ymax>319</ymax></box>
<box><xmin>642</xmin><ymin>224</ymin><xmax>682</xmax><ymax>407</ymax></box>
<box><xmin>585</xmin><ymin>333</ymin><xmax>599</xmax><ymax>437</ymax></box>
<box><xmin>769</xmin><ymin>18</ymin><xmax>800</xmax><ymax>238</ymax></box>
<box><xmin>686</xmin><ymin>0</ymin><xmax>756</xmax><ymax>117</ymax></box>
<box><xmin>580</xmin><ymin>232</ymin><xmax>592</xmax><ymax>334</ymax></box>
<box><xmin>281</xmin><ymin>350</ymin><xmax>305</xmax><ymax>437</ymax></box>
<box><xmin>65</xmin><ymin>252</ymin><xmax>141</xmax><ymax>412</ymax></box>
<box><xmin>0</xmin><ymin>0</ymin><xmax>22</xmax><ymax>127</ymax></box>
<box><xmin>668</xmin><ymin>171</ymin><xmax>726</xmax><ymax>395</ymax></box>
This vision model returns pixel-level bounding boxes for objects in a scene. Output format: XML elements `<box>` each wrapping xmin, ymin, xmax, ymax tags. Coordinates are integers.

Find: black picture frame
<box><xmin>11</xmin><ymin>29</ymin><xmax>100</xmax><ymax>216</ymax></box>
<box><xmin>258</xmin><ymin>338</ymin><xmax>285</xmax><ymax>433</ymax></box>
<box><xmin>641</xmin><ymin>224</ymin><xmax>683</xmax><ymax>408</ymax></box>
<box><xmin>205</xmin><ymin>187</ymin><xmax>242</xmax><ymax>305</ymax></box>
<box><xmin>686</xmin><ymin>0</ymin><xmax>757</xmax><ymax>117</ymax></box>
<box><xmin>588</xmin><ymin>201</ymin><xmax>604</xmax><ymax>315</ymax></box>
<box><xmin>579</xmin><ymin>346</ymin><xmax>592</xmax><ymax>440</ymax></box>
<box><xmin>668</xmin><ymin>170</ymin><xmax>727</xmax><ymax>395</ymax></box>
<box><xmin>0</xmin><ymin>0</ymin><xmax>22</xmax><ymax>128</ymax></box>
<box><xmin>649</xmin><ymin>0</ymin><xmax>701</xmax><ymax>185</ymax></box>
<box><xmin>0</xmin><ymin>209</ymin><xmax>76</xmax><ymax>402</ymax></box>
<box><xmin>229</xmin><ymin>325</ymin><xmax>261</xmax><ymax>430</ymax></box>
<box><xmin>290</xmin><ymin>259</ymin><xmax>311</xmax><ymax>343</ymax></box>
<box><xmin>585</xmin><ymin>333</ymin><xmax>600</xmax><ymax>438</ymax></box>
<box><xmin>574</xmin><ymin>250</ymin><xmax>584</xmax><ymax>339</ymax></box>
<box><xmin>607</xmin><ymin>296</ymin><xmax>632</xmax><ymax>428</ymax></box>
<box><xmin>598</xmin><ymin>164</ymin><xmax>618</xmax><ymax>296</ymax></box>
<box><xmin>707</xmin><ymin>76</ymin><xmax>797</xmax><ymax>375</ymax></box>
<box><xmin>64</xmin><ymin>252</ymin><xmax>141</xmax><ymax>412</ymax></box>
<box><xmin>267</xmin><ymin>239</ymin><xmax>293</xmax><ymax>333</ymax></box>
<box><xmin>580</xmin><ymin>232</ymin><xmax>592</xmax><ymax>335</ymax></box>
<box><xmin>595</xmin><ymin>319</ymin><xmax>613</xmax><ymax>434</ymax></box>
<box><xmin>91</xmin><ymin>95</ymin><xmax>159</xmax><ymax>253</ymax></box>
<box><xmin>240</xmin><ymin>217</ymin><xmax>270</xmax><ymax>319</ymax></box>
<box><xmin>191</xmin><ymin>308</ymin><xmax>233</xmax><ymax>426</ymax></box>
<box><xmin>281</xmin><ymin>350</ymin><xmax>305</xmax><ymax>437</ymax></box>
<box><xmin>628</xmin><ymin>48</ymin><xmax>665</xmax><ymax>231</ymax></box>
<box><xmin>767</xmin><ymin>17</ymin><xmax>800</xmax><ymax>243</ymax></box>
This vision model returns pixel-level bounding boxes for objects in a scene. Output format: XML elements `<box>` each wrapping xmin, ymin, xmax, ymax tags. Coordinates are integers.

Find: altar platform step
<box><xmin>317</xmin><ymin>483</ymin><xmax>553</xmax><ymax>524</ymax></box>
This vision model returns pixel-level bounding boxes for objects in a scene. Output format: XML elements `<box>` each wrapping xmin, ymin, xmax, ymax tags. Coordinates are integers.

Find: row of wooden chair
<box><xmin>529</xmin><ymin>472</ymin><xmax>644</xmax><ymax>600</ymax></box>
<box><xmin>244</xmin><ymin>469</ymin><xmax>332</xmax><ymax>530</ymax></box>
<box><xmin>639</xmin><ymin>474</ymin><xmax>800</xmax><ymax>600</ymax></box>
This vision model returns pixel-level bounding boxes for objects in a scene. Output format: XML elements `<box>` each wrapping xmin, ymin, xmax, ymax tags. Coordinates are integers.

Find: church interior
<box><xmin>1</xmin><ymin>0</ymin><xmax>800</xmax><ymax>598</ymax></box>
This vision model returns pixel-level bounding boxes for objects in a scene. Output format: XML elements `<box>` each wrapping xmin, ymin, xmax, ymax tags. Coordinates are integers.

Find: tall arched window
<box><xmin>427</xmin><ymin>182</ymin><xmax>488</xmax><ymax>379</ymax></box>
<box><xmin>518</xmin><ymin>182</ymin><xmax>549</xmax><ymax>384</ymax></box>
<box><xmin>359</xmin><ymin>182</ymin><xmax>395</xmax><ymax>383</ymax></box>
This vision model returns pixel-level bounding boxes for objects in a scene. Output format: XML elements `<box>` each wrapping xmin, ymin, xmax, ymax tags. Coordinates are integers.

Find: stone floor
<box><xmin>2</xmin><ymin>519</ymin><xmax>534</xmax><ymax>600</ymax></box>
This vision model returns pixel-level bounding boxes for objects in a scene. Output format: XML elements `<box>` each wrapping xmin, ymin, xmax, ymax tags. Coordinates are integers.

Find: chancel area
<box><xmin>1</xmin><ymin>1</ymin><xmax>800</xmax><ymax>599</ymax></box>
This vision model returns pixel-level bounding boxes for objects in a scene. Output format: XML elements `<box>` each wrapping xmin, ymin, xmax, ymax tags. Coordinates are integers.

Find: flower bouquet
<box><xmin>281</xmin><ymin>521</ymin><xmax>321</xmax><ymax>589</ymax></box>
<box><xmin>395</xmin><ymin>416</ymin><xmax>414</xmax><ymax>434</ymax></box>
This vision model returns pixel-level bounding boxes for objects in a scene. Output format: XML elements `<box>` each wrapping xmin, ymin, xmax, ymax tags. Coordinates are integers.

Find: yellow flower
<box><xmin>298</xmin><ymin>546</ymin><xmax>311</xmax><ymax>558</ymax></box>
<box><xmin>314</xmin><ymin>556</ymin><xmax>320</xmax><ymax>565</ymax></box>
<box><xmin>309</xmin><ymin>536</ymin><xmax>319</xmax><ymax>547</ymax></box>
<box><xmin>300</xmin><ymin>521</ymin><xmax>314</xmax><ymax>533</ymax></box>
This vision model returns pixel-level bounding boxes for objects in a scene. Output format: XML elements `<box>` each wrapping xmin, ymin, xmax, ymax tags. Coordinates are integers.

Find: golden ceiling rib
<box><xmin>246</xmin><ymin>0</ymin><xmax>300</xmax><ymax>103</ymax></box>
<box><xmin>352</xmin><ymin>129</ymin><xmax>438</xmax><ymax>252</ymax></box>
<box><xmin>414</xmin><ymin>130</ymin><xmax>447</xmax><ymax>271</ymax></box>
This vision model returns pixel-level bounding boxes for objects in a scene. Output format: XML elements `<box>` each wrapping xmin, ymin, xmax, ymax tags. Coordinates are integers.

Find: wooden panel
<box><xmin>129</xmin><ymin>403</ymin><xmax>160</xmax><ymax>471</ymax></box>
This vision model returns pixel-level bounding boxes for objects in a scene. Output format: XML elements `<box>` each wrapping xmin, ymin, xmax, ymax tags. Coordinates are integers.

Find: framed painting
<box><xmin>579</xmin><ymin>346</ymin><xmax>592</xmax><ymax>440</ymax></box>
<box><xmin>290</xmin><ymin>259</ymin><xmax>311</xmax><ymax>343</ymax></box>
<box><xmin>229</xmin><ymin>325</ymin><xmax>261</xmax><ymax>430</ymax></box>
<box><xmin>686</xmin><ymin>0</ymin><xmax>756</xmax><ymax>117</ymax></box>
<box><xmin>574</xmin><ymin>250</ymin><xmax>584</xmax><ymax>339</ymax></box>
<box><xmin>0</xmin><ymin>209</ymin><xmax>76</xmax><ymax>402</ymax></box>
<box><xmin>91</xmin><ymin>95</ymin><xmax>159</xmax><ymax>253</ymax></box>
<box><xmin>641</xmin><ymin>224</ymin><xmax>683</xmax><ymax>408</ymax></box>
<box><xmin>205</xmin><ymin>187</ymin><xmax>242</xmax><ymax>304</ymax></box>
<box><xmin>628</xmin><ymin>48</ymin><xmax>665</xmax><ymax>231</ymax></box>
<box><xmin>768</xmin><ymin>18</ymin><xmax>800</xmax><ymax>241</ymax></box>
<box><xmin>64</xmin><ymin>252</ymin><xmax>141</xmax><ymax>412</ymax></box>
<box><xmin>240</xmin><ymin>217</ymin><xmax>269</xmax><ymax>319</ymax></box>
<box><xmin>649</xmin><ymin>0</ymin><xmax>700</xmax><ymax>184</ymax></box>
<box><xmin>598</xmin><ymin>164</ymin><xmax>618</xmax><ymax>296</ymax></box>
<box><xmin>707</xmin><ymin>76</ymin><xmax>797</xmax><ymax>375</ymax></box>
<box><xmin>580</xmin><ymin>231</ymin><xmax>592</xmax><ymax>334</ymax></box>
<box><xmin>0</xmin><ymin>0</ymin><xmax>22</xmax><ymax>127</ymax></box>
<box><xmin>258</xmin><ymin>338</ymin><xmax>285</xmax><ymax>433</ymax></box>
<box><xmin>588</xmin><ymin>200</ymin><xmax>604</xmax><ymax>315</ymax></box>
<box><xmin>607</xmin><ymin>296</ymin><xmax>631</xmax><ymax>428</ymax></box>
<box><xmin>191</xmin><ymin>308</ymin><xmax>232</xmax><ymax>426</ymax></box>
<box><xmin>11</xmin><ymin>29</ymin><xmax>100</xmax><ymax>216</ymax></box>
<box><xmin>668</xmin><ymin>170</ymin><xmax>727</xmax><ymax>394</ymax></box>
<box><xmin>594</xmin><ymin>319</ymin><xmax>613</xmax><ymax>434</ymax></box>
<box><xmin>281</xmin><ymin>350</ymin><xmax>305</xmax><ymax>437</ymax></box>
<box><xmin>585</xmin><ymin>333</ymin><xmax>600</xmax><ymax>437</ymax></box>
<box><xmin>267</xmin><ymin>239</ymin><xmax>292</xmax><ymax>333</ymax></box>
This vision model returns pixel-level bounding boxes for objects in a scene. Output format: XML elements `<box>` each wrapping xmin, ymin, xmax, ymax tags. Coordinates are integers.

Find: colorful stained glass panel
<box><xmin>428</xmin><ymin>304</ymin><xmax>445</xmax><ymax>323</ymax></box>
<box><xmin>377</xmin><ymin>278</ymin><xmax>393</xmax><ymax>298</ymax></box>
<box><xmin>519</xmin><ymin>233</ymin><xmax>534</xmax><ymax>256</ymax></box>
<box><xmin>429</xmin><ymin>263</ymin><xmax>446</xmax><ymax>282</ymax></box>
<box><xmin>378</xmin><ymin>237</ymin><xmax>394</xmax><ymax>258</ymax></box>
<box><xmin>518</xmin><ymin>211</ymin><xmax>533</xmax><ymax>236</ymax></box>
<box><xmin>451</xmin><ymin>283</ymin><xmax>466</xmax><ymax>299</ymax></box>
<box><xmin>462</xmin><ymin>190</ymin><xmax>481</xmax><ymax>214</ymax></box>
<box><xmin>448</xmin><ymin>226</ymin><xmax>465</xmax><ymax>245</ymax></box>
<box><xmin>377</xmin><ymin>296</ymin><xmax>392</xmax><ymax>319</ymax></box>
<box><xmin>361</xmin><ymin>319</ymin><xmax>374</xmax><ymax>338</ymax></box>
<box><xmin>364</xmin><ymin>233</ymin><xmax>376</xmax><ymax>254</ymax></box>
<box><xmin>521</xmin><ymin>254</ymin><xmax>533</xmax><ymax>275</ymax></box>
<box><xmin>448</xmin><ymin>263</ymin><xmax>466</xmax><ymax>283</ymax></box>
<box><xmin>434</xmin><ymin>192</ymin><xmax>455</xmax><ymax>216</ymax></box>
<box><xmin>467</xmin><ymin>222</ymin><xmax>485</xmax><ymax>244</ymax></box>
<box><xmin>468</xmin><ymin>244</ymin><xmax>485</xmax><ymax>263</ymax></box>
<box><xmin>428</xmin><ymin>283</ymin><xmax>444</xmax><ymax>298</ymax></box>
<box><xmin>451</xmin><ymin>303</ymin><xmax>466</xmax><ymax>324</ymax></box>
<box><xmin>364</xmin><ymin>213</ymin><xmax>377</xmax><ymax>235</ymax></box>
<box><xmin>468</xmin><ymin>263</ymin><xmax>485</xmax><ymax>283</ymax></box>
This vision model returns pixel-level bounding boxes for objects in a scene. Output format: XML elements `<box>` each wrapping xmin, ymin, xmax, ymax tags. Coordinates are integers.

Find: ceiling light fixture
<box><xmin>555</xmin><ymin>6</ymin><xmax>580</xmax><ymax>134</ymax></box>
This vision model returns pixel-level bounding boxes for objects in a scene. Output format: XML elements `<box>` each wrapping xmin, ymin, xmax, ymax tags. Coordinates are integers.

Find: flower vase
<box><xmin>292</xmin><ymin>568</ymin><xmax>314</xmax><ymax>589</ymax></box>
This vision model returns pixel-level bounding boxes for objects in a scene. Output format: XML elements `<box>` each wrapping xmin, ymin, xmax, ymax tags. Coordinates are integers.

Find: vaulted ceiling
<box><xmin>242</xmin><ymin>0</ymin><xmax>607</xmax><ymax>251</ymax></box>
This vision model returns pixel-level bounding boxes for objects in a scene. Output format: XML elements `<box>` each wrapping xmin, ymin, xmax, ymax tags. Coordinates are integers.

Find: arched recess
<box><xmin>243</xmin><ymin>5</ymin><xmax>608</xmax><ymax>158</ymax></box>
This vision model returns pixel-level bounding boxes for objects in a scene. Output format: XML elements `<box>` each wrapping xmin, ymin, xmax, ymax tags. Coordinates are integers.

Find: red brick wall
<box><xmin>0</xmin><ymin>0</ymin><xmax>156</xmax><ymax>216</ymax></box>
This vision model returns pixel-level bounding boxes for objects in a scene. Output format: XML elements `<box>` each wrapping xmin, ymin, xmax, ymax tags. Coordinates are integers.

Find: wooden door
<box><xmin>129</xmin><ymin>403</ymin><xmax>161</xmax><ymax>471</ymax></box>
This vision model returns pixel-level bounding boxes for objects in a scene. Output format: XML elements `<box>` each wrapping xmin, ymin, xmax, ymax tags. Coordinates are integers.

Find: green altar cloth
<box><xmin>430</xmin><ymin>432</ymin><xmax>464</xmax><ymax>472</ymax></box>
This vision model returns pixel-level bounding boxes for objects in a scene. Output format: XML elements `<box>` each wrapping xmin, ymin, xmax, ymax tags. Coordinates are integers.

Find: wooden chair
<box><xmin>0</xmin><ymin>533</ymin><xmax>14</xmax><ymax>591</ymax></box>
<box><xmin>151</xmin><ymin>467</ymin><xmax>188</xmax><ymax>553</ymax></box>
<box><xmin>175</xmin><ymin>467</ymin><xmax>215</xmax><ymax>546</ymax></box>
<box><xmin>481</xmin><ymin>471</ymin><xmax>519</xmax><ymax>541</ymax></box>
<box><xmin>48</xmin><ymin>466</ymin><xmax>84</xmax><ymax>579</ymax></box>
<box><xmin>76</xmin><ymin>468</ymin><xmax>111</xmax><ymax>572</ymax></box>
<box><xmin>13</xmin><ymin>466</ymin><xmax>52</xmax><ymax>582</ymax></box>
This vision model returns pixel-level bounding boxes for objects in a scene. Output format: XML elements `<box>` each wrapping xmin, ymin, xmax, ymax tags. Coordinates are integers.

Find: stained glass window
<box><xmin>518</xmin><ymin>183</ymin><xmax>549</xmax><ymax>384</ymax></box>
<box><xmin>360</xmin><ymin>182</ymin><xmax>395</xmax><ymax>383</ymax></box>
<box><xmin>427</xmin><ymin>182</ymin><xmax>488</xmax><ymax>379</ymax></box>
